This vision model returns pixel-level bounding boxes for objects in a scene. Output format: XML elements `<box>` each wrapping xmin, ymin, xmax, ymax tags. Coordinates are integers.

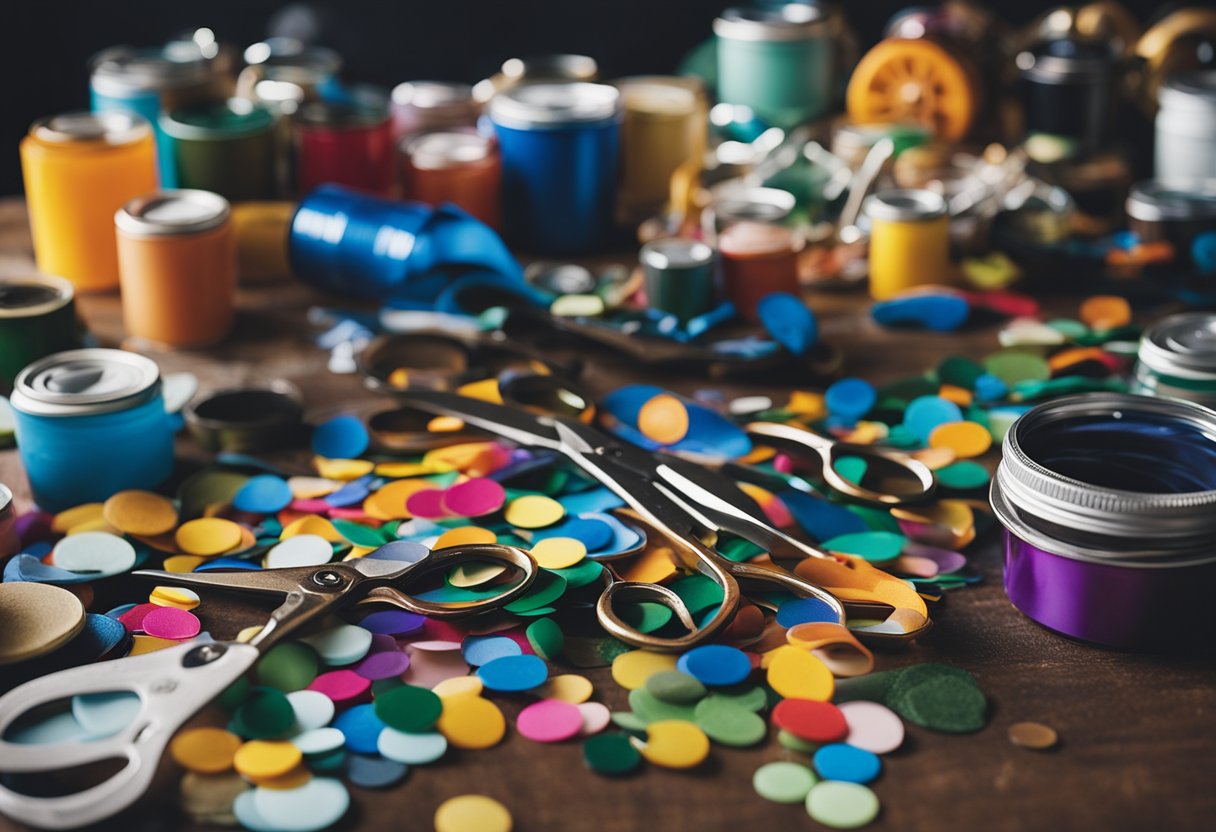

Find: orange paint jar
<box><xmin>401</xmin><ymin>130</ymin><xmax>501</xmax><ymax>230</ymax></box>
<box><xmin>718</xmin><ymin>221</ymin><xmax>804</xmax><ymax>321</ymax></box>
<box><xmin>20</xmin><ymin>112</ymin><xmax>158</xmax><ymax>293</ymax></box>
<box><xmin>115</xmin><ymin>190</ymin><xmax>236</xmax><ymax>347</ymax></box>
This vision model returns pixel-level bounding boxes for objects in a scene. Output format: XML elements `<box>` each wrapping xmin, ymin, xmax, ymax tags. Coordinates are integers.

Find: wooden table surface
<box><xmin>1</xmin><ymin>196</ymin><xmax>1213</xmax><ymax>832</ymax></box>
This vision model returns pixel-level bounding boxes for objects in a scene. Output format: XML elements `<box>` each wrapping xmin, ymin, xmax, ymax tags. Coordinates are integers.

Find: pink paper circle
<box><xmin>516</xmin><ymin>699</ymin><xmax>584</xmax><ymax>743</ymax></box>
<box><xmin>405</xmin><ymin>489</ymin><xmax>448</xmax><ymax>519</ymax></box>
<box><xmin>441</xmin><ymin>478</ymin><xmax>507</xmax><ymax>518</ymax></box>
<box><xmin>577</xmin><ymin>701</ymin><xmax>611</xmax><ymax>736</ymax></box>
<box><xmin>140</xmin><ymin>606</ymin><xmax>201</xmax><ymax>640</ymax></box>
<box><xmin>839</xmin><ymin>700</ymin><xmax>905</xmax><ymax>755</ymax></box>
<box><xmin>307</xmin><ymin>669</ymin><xmax>372</xmax><ymax>704</ymax></box>
<box><xmin>117</xmin><ymin>603</ymin><xmax>161</xmax><ymax>633</ymax></box>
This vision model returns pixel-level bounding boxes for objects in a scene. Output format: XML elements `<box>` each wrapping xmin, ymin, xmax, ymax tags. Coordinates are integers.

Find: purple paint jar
<box><xmin>990</xmin><ymin>393</ymin><xmax>1216</xmax><ymax>649</ymax></box>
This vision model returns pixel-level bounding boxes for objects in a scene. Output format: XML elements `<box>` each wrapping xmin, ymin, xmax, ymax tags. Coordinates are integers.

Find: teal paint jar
<box><xmin>714</xmin><ymin>4</ymin><xmax>836</xmax><ymax>129</ymax></box>
<box><xmin>90</xmin><ymin>46</ymin><xmax>214</xmax><ymax>187</ymax></box>
<box><xmin>160</xmin><ymin>101</ymin><xmax>277</xmax><ymax>202</ymax></box>
<box><xmin>9</xmin><ymin>349</ymin><xmax>175</xmax><ymax>512</ymax></box>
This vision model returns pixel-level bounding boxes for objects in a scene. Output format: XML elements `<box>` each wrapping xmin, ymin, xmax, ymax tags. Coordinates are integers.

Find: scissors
<box><xmin>745</xmin><ymin>421</ymin><xmax>937</xmax><ymax>505</ymax></box>
<box><xmin>396</xmin><ymin>390</ymin><xmax>930</xmax><ymax>649</ymax></box>
<box><xmin>0</xmin><ymin>544</ymin><xmax>535</xmax><ymax>830</ymax></box>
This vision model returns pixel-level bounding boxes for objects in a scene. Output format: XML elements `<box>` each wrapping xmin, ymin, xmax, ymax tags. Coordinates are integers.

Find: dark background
<box><xmin>1</xmin><ymin>0</ymin><xmax>1183</xmax><ymax>195</ymax></box>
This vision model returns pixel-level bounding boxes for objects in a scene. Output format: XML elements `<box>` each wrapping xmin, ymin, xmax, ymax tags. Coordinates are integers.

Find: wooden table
<box><xmin>1</xmin><ymin>197</ymin><xmax>1213</xmax><ymax>832</ymax></box>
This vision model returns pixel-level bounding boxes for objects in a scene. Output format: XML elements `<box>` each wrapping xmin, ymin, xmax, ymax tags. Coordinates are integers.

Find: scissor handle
<box><xmin>356</xmin><ymin>543</ymin><xmax>539</xmax><ymax>617</ymax></box>
<box><xmin>0</xmin><ymin>641</ymin><xmax>258</xmax><ymax>830</ymax></box>
<box><xmin>746</xmin><ymin>421</ymin><xmax>937</xmax><ymax>505</ymax></box>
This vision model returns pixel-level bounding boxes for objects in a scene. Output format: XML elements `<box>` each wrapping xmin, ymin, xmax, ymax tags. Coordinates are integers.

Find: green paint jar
<box><xmin>1132</xmin><ymin>313</ymin><xmax>1216</xmax><ymax>408</ymax></box>
<box><xmin>161</xmin><ymin>101</ymin><xmax>277</xmax><ymax>202</ymax></box>
<box><xmin>714</xmin><ymin>4</ymin><xmax>836</xmax><ymax>129</ymax></box>
<box><xmin>0</xmin><ymin>275</ymin><xmax>79</xmax><ymax>392</ymax></box>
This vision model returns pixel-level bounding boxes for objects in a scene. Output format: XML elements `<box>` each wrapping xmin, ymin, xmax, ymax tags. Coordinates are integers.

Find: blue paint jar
<box><xmin>9</xmin><ymin>349</ymin><xmax>175</xmax><ymax>512</ymax></box>
<box><xmin>90</xmin><ymin>47</ymin><xmax>214</xmax><ymax>187</ymax></box>
<box><xmin>488</xmin><ymin>82</ymin><xmax>621</xmax><ymax>254</ymax></box>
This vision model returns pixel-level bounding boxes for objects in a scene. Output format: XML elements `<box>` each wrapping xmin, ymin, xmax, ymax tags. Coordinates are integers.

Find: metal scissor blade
<box><xmin>394</xmin><ymin>389</ymin><xmax>563</xmax><ymax>450</ymax></box>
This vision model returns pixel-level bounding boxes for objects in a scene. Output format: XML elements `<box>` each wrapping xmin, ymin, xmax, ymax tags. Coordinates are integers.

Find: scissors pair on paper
<box><xmin>394</xmin><ymin>390</ymin><xmax>932</xmax><ymax>651</ymax></box>
<box><xmin>0</xmin><ymin>545</ymin><xmax>536</xmax><ymax>830</ymax></box>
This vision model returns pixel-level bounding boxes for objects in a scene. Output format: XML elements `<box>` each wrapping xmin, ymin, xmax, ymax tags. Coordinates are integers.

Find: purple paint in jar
<box><xmin>990</xmin><ymin>393</ymin><xmax>1216</xmax><ymax>649</ymax></box>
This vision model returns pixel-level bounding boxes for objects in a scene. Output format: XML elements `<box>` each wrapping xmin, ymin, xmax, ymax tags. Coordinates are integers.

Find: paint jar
<box><xmin>1132</xmin><ymin>313</ymin><xmax>1216</xmax><ymax>408</ymax></box>
<box><xmin>0</xmin><ymin>483</ymin><xmax>17</xmax><ymax>558</ymax></box>
<box><xmin>184</xmin><ymin>381</ymin><xmax>304</xmax><ymax>453</ymax></box>
<box><xmin>90</xmin><ymin>46</ymin><xmax>215</xmax><ymax>186</ymax></box>
<box><xmin>390</xmin><ymin>81</ymin><xmax>479</xmax><ymax>141</ymax></box>
<box><xmin>639</xmin><ymin>238</ymin><xmax>716</xmax><ymax>324</ymax></box>
<box><xmin>865</xmin><ymin>189</ymin><xmax>950</xmax><ymax>301</ymax></box>
<box><xmin>160</xmin><ymin>101</ymin><xmax>277</xmax><ymax>202</ymax></box>
<box><xmin>9</xmin><ymin>349</ymin><xmax>175</xmax><ymax>512</ymax></box>
<box><xmin>1018</xmin><ymin>39</ymin><xmax>1121</xmax><ymax>158</ymax></box>
<box><xmin>0</xmin><ymin>275</ymin><xmax>79</xmax><ymax>392</ymax></box>
<box><xmin>295</xmin><ymin>102</ymin><xmax>395</xmax><ymax>197</ymax></box>
<box><xmin>401</xmin><ymin>130</ymin><xmax>501</xmax><ymax>230</ymax></box>
<box><xmin>115</xmin><ymin>190</ymin><xmax>236</xmax><ymax>347</ymax></box>
<box><xmin>1125</xmin><ymin>179</ymin><xmax>1216</xmax><ymax>270</ymax></box>
<box><xmin>488</xmin><ymin>82</ymin><xmax>621</xmax><ymax>254</ymax></box>
<box><xmin>715</xmin><ymin>4</ymin><xmax>835</xmax><ymax>129</ymax></box>
<box><xmin>718</xmin><ymin>221</ymin><xmax>803</xmax><ymax>321</ymax></box>
<box><xmin>614</xmin><ymin>76</ymin><xmax>706</xmax><ymax>226</ymax></box>
<box><xmin>1155</xmin><ymin>72</ymin><xmax>1216</xmax><ymax>181</ymax></box>
<box><xmin>20</xmin><ymin>112</ymin><xmax>158</xmax><ymax>292</ymax></box>
<box><xmin>231</xmin><ymin>202</ymin><xmax>295</xmax><ymax>282</ymax></box>
<box><xmin>991</xmin><ymin>393</ymin><xmax>1216</xmax><ymax>649</ymax></box>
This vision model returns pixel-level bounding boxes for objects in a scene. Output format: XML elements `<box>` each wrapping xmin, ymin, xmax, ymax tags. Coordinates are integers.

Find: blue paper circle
<box><xmin>344</xmin><ymin>753</ymin><xmax>408</xmax><ymax>789</ymax></box>
<box><xmin>333</xmin><ymin>704</ymin><xmax>387</xmax><ymax>755</ymax></box>
<box><xmin>872</xmin><ymin>293</ymin><xmax>969</xmax><ymax>332</ymax></box>
<box><xmin>775</xmin><ymin>597</ymin><xmax>841</xmax><ymax>628</ymax></box>
<box><xmin>676</xmin><ymin>644</ymin><xmax>752</xmax><ymax>687</ymax></box>
<box><xmin>758</xmin><ymin>292</ymin><xmax>818</xmax><ymax>356</ymax></box>
<box><xmin>825</xmin><ymin>378</ymin><xmax>877</xmax><ymax>421</ymax></box>
<box><xmin>813</xmin><ymin>743</ymin><xmax>882</xmax><ymax>784</ymax></box>
<box><xmin>903</xmin><ymin>396</ymin><xmax>964</xmax><ymax>443</ymax></box>
<box><xmin>461</xmin><ymin>635</ymin><xmax>523</xmax><ymax>667</ymax></box>
<box><xmin>233</xmin><ymin>475</ymin><xmax>294</xmax><ymax>514</ymax></box>
<box><xmin>366</xmin><ymin>540</ymin><xmax>430</xmax><ymax>563</ymax></box>
<box><xmin>477</xmin><ymin>654</ymin><xmax>548</xmax><ymax>692</ymax></box>
<box><xmin>312</xmin><ymin>415</ymin><xmax>370</xmax><ymax>459</ymax></box>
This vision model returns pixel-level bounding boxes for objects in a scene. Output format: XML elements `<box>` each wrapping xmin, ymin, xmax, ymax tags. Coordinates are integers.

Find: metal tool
<box><xmin>395</xmin><ymin>390</ymin><xmax>930</xmax><ymax>649</ymax></box>
<box><xmin>745</xmin><ymin>420</ymin><xmax>936</xmax><ymax>505</ymax></box>
<box><xmin>0</xmin><ymin>545</ymin><xmax>535</xmax><ymax>830</ymax></box>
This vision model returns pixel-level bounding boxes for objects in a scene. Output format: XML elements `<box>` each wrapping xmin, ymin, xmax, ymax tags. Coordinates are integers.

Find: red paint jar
<box><xmin>718</xmin><ymin>221</ymin><xmax>804</xmax><ymax>321</ymax></box>
<box><xmin>401</xmin><ymin>130</ymin><xmax>501</xmax><ymax>230</ymax></box>
<box><xmin>295</xmin><ymin>102</ymin><xmax>395</xmax><ymax>197</ymax></box>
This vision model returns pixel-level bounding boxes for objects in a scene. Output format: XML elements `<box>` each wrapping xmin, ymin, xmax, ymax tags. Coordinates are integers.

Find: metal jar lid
<box><xmin>710</xmin><ymin>186</ymin><xmax>797</xmax><ymax>227</ymax></box>
<box><xmin>29</xmin><ymin>112</ymin><xmax>151</xmax><ymax>147</ymax></box>
<box><xmin>864</xmin><ymin>188</ymin><xmax>948</xmax><ymax>222</ymax></box>
<box><xmin>487</xmin><ymin>82</ymin><xmax>621</xmax><ymax>130</ymax></box>
<box><xmin>1017</xmin><ymin>38</ymin><xmax>1118</xmax><ymax>84</ymax></box>
<box><xmin>10</xmin><ymin>349</ymin><xmax>162</xmax><ymax>417</ymax></box>
<box><xmin>1158</xmin><ymin>70</ymin><xmax>1216</xmax><ymax>112</ymax></box>
<box><xmin>403</xmin><ymin>131</ymin><xmax>495</xmax><ymax>170</ymax></box>
<box><xmin>714</xmin><ymin>3</ymin><xmax>829</xmax><ymax>41</ymax></box>
<box><xmin>640</xmin><ymin>238</ymin><xmax>715</xmax><ymax>271</ymax></box>
<box><xmin>1138</xmin><ymin>313</ymin><xmax>1216</xmax><ymax>382</ymax></box>
<box><xmin>184</xmin><ymin>381</ymin><xmax>304</xmax><ymax>452</ymax></box>
<box><xmin>615</xmin><ymin>76</ymin><xmax>703</xmax><ymax>118</ymax></box>
<box><xmin>1125</xmin><ymin>179</ymin><xmax>1216</xmax><ymax>223</ymax></box>
<box><xmin>391</xmin><ymin>81</ymin><xmax>476</xmax><ymax>112</ymax></box>
<box><xmin>90</xmin><ymin>46</ymin><xmax>210</xmax><ymax>93</ymax></box>
<box><xmin>116</xmin><ymin>190</ymin><xmax>231</xmax><ymax>237</ymax></box>
<box><xmin>992</xmin><ymin>393</ymin><xmax>1216</xmax><ymax>565</ymax></box>
<box><xmin>297</xmin><ymin>101</ymin><xmax>389</xmax><ymax>129</ymax></box>
<box><xmin>0</xmin><ymin>275</ymin><xmax>74</xmax><ymax>319</ymax></box>
<box><xmin>160</xmin><ymin>100</ymin><xmax>275</xmax><ymax>141</ymax></box>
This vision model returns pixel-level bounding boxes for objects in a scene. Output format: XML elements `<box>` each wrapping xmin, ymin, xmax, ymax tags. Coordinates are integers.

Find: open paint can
<box><xmin>991</xmin><ymin>393</ymin><xmax>1216</xmax><ymax>649</ymax></box>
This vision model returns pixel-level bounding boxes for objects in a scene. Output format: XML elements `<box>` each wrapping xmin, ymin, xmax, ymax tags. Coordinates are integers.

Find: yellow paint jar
<box><xmin>613</xmin><ymin>76</ymin><xmax>706</xmax><ymax>226</ymax></box>
<box><xmin>865</xmin><ymin>189</ymin><xmax>950</xmax><ymax>300</ymax></box>
<box><xmin>230</xmin><ymin>201</ymin><xmax>295</xmax><ymax>283</ymax></box>
<box><xmin>20</xmin><ymin>113</ymin><xmax>158</xmax><ymax>293</ymax></box>
<box><xmin>115</xmin><ymin>190</ymin><xmax>236</xmax><ymax>347</ymax></box>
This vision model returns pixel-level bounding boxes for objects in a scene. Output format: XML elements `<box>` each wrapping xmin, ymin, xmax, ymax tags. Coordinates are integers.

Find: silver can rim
<box><xmin>1138</xmin><ymin>313</ymin><xmax>1216</xmax><ymax>382</ymax></box>
<box><xmin>0</xmin><ymin>274</ymin><xmax>75</xmax><ymax>320</ymax></box>
<box><xmin>865</xmin><ymin>188</ymin><xmax>948</xmax><ymax>222</ymax></box>
<box><xmin>714</xmin><ymin>4</ymin><xmax>830</xmax><ymax>42</ymax></box>
<box><xmin>116</xmin><ymin>189</ymin><xmax>232</xmax><ymax>237</ymax></box>
<box><xmin>1125</xmin><ymin>178</ymin><xmax>1216</xmax><ymax>222</ymax></box>
<box><xmin>488</xmin><ymin>82</ymin><xmax>621</xmax><ymax>130</ymax></box>
<box><xmin>11</xmin><ymin>348</ymin><xmax>162</xmax><ymax>417</ymax></box>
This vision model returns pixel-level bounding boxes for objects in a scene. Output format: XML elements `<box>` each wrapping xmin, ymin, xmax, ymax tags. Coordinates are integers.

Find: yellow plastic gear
<box><xmin>846</xmin><ymin>38</ymin><xmax>980</xmax><ymax>142</ymax></box>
